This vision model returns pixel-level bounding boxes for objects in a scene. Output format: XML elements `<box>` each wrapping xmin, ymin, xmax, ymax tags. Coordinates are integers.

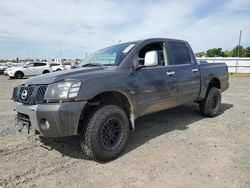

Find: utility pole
<box><xmin>59</xmin><ymin>40</ymin><xmax>62</xmax><ymax>60</ymax></box>
<box><xmin>237</xmin><ymin>30</ymin><xmax>242</xmax><ymax>57</ymax></box>
<box><xmin>235</xmin><ymin>30</ymin><xmax>242</xmax><ymax>73</ymax></box>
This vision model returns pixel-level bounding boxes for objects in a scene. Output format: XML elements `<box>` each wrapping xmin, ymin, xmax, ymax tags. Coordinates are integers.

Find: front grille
<box><xmin>18</xmin><ymin>86</ymin><xmax>34</xmax><ymax>104</ymax></box>
<box><xmin>13</xmin><ymin>85</ymin><xmax>48</xmax><ymax>105</ymax></box>
<box><xmin>35</xmin><ymin>85</ymin><xmax>47</xmax><ymax>104</ymax></box>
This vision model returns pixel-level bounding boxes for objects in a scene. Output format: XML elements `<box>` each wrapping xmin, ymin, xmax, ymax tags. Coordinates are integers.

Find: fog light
<box><xmin>40</xmin><ymin>119</ymin><xmax>50</xmax><ymax>130</ymax></box>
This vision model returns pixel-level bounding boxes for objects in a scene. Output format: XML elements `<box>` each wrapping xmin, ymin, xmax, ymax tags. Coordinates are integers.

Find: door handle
<box><xmin>192</xmin><ymin>68</ymin><xmax>198</xmax><ymax>72</ymax></box>
<box><xmin>166</xmin><ymin>71</ymin><xmax>175</xmax><ymax>76</ymax></box>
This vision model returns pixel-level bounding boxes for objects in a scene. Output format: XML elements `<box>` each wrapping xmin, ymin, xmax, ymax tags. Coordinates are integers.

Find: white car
<box><xmin>50</xmin><ymin>63</ymin><xmax>65</xmax><ymax>72</ymax></box>
<box><xmin>6</xmin><ymin>62</ymin><xmax>52</xmax><ymax>79</ymax></box>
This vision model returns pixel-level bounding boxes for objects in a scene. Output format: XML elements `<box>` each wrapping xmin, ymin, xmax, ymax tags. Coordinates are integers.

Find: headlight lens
<box><xmin>44</xmin><ymin>80</ymin><xmax>81</xmax><ymax>101</ymax></box>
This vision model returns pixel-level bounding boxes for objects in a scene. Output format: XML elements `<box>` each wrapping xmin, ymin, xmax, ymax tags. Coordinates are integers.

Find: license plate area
<box><xmin>16</xmin><ymin>112</ymin><xmax>31</xmax><ymax>133</ymax></box>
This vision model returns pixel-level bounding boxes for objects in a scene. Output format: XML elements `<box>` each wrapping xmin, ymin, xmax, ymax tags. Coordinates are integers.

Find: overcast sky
<box><xmin>0</xmin><ymin>0</ymin><xmax>250</xmax><ymax>59</ymax></box>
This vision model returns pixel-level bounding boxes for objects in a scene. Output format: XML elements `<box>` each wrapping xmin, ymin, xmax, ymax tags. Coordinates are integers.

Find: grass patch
<box><xmin>229</xmin><ymin>73</ymin><xmax>250</xmax><ymax>77</ymax></box>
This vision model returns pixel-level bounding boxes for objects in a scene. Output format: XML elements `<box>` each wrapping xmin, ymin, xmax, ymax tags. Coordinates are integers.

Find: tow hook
<box><xmin>15</xmin><ymin>116</ymin><xmax>31</xmax><ymax>133</ymax></box>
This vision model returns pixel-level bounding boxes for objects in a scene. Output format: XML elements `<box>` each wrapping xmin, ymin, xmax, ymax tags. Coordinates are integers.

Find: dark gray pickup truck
<box><xmin>12</xmin><ymin>38</ymin><xmax>229</xmax><ymax>161</ymax></box>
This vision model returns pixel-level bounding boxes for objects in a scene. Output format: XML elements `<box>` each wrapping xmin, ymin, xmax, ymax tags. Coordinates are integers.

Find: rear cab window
<box><xmin>166</xmin><ymin>42</ymin><xmax>191</xmax><ymax>65</ymax></box>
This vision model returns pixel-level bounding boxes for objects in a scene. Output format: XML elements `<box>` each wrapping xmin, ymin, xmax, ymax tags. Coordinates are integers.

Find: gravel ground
<box><xmin>0</xmin><ymin>75</ymin><xmax>249</xmax><ymax>188</ymax></box>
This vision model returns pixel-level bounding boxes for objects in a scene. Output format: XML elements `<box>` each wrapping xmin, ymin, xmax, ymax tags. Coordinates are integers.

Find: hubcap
<box><xmin>101</xmin><ymin>118</ymin><xmax>123</xmax><ymax>151</ymax></box>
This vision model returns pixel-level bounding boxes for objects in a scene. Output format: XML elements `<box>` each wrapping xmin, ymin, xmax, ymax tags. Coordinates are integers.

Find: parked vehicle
<box><xmin>197</xmin><ymin>60</ymin><xmax>208</xmax><ymax>64</ymax></box>
<box><xmin>62</xmin><ymin>62</ymin><xmax>73</xmax><ymax>70</ymax></box>
<box><xmin>12</xmin><ymin>38</ymin><xmax>229</xmax><ymax>161</ymax></box>
<box><xmin>7</xmin><ymin>62</ymin><xmax>52</xmax><ymax>79</ymax></box>
<box><xmin>0</xmin><ymin>64</ymin><xmax>4</xmax><ymax>74</ymax></box>
<box><xmin>50</xmin><ymin>63</ymin><xmax>65</xmax><ymax>72</ymax></box>
<box><xmin>0</xmin><ymin>63</ymin><xmax>15</xmax><ymax>74</ymax></box>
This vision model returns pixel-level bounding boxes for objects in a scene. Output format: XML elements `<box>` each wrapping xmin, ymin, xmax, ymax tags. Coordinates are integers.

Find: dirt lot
<box><xmin>0</xmin><ymin>75</ymin><xmax>249</xmax><ymax>188</ymax></box>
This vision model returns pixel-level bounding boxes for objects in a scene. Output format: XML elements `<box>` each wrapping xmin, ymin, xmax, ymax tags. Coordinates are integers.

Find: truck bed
<box><xmin>198</xmin><ymin>63</ymin><xmax>229</xmax><ymax>101</ymax></box>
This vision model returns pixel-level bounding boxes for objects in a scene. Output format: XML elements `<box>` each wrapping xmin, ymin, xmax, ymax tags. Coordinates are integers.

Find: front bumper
<box><xmin>8</xmin><ymin>71</ymin><xmax>15</xmax><ymax>77</ymax></box>
<box><xmin>14</xmin><ymin>101</ymin><xmax>87</xmax><ymax>137</ymax></box>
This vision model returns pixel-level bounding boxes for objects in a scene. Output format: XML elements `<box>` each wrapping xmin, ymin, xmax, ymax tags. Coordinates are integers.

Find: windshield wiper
<box><xmin>81</xmin><ymin>63</ymin><xmax>104</xmax><ymax>67</ymax></box>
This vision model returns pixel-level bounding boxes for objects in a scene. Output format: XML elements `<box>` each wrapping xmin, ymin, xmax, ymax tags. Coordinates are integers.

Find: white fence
<box><xmin>196</xmin><ymin>57</ymin><xmax>250</xmax><ymax>73</ymax></box>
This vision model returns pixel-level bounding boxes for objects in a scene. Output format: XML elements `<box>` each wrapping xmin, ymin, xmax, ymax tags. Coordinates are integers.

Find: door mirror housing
<box><xmin>132</xmin><ymin>51</ymin><xmax>159</xmax><ymax>72</ymax></box>
<box><xmin>144</xmin><ymin>51</ymin><xmax>158</xmax><ymax>66</ymax></box>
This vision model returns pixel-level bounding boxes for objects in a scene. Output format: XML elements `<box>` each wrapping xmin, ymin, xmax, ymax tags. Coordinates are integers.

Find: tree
<box><xmin>244</xmin><ymin>47</ymin><xmax>250</xmax><ymax>57</ymax></box>
<box><xmin>229</xmin><ymin>45</ymin><xmax>245</xmax><ymax>57</ymax></box>
<box><xmin>195</xmin><ymin>51</ymin><xmax>205</xmax><ymax>57</ymax></box>
<box><xmin>224</xmin><ymin>50</ymin><xmax>230</xmax><ymax>57</ymax></box>
<box><xmin>206</xmin><ymin>48</ymin><xmax>225</xmax><ymax>57</ymax></box>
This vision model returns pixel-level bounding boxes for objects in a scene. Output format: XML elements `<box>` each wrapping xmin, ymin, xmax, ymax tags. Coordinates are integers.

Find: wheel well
<box><xmin>43</xmin><ymin>70</ymin><xmax>50</xmax><ymax>73</ymax></box>
<box><xmin>206</xmin><ymin>78</ymin><xmax>220</xmax><ymax>95</ymax></box>
<box><xmin>15</xmin><ymin>71</ymin><xmax>23</xmax><ymax>76</ymax></box>
<box><xmin>79</xmin><ymin>91</ymin><xmax>133</xmax><ymax>131</ymax></box>
<box><xmin>89</xmin><ymin>92</ymin><xmax>130</xmax><ymax>117</ymax></box>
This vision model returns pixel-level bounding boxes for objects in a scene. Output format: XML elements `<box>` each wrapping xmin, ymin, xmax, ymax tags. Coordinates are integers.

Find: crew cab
<box><xmin>12</xmin><ymin>38</ymin><xmax>229</xmax><ymax>161</ymax></box>
<box><xmin>7</xmin><ymin>62</ymin><xmax>52</xmax><ymax>79</ymax></box>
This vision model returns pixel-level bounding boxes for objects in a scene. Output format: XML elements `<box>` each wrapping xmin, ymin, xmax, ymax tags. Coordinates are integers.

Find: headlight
<box><xmin>44</xmin><ymin>80</ymin><xmax>81</xmax><ymax>101</ymax></box>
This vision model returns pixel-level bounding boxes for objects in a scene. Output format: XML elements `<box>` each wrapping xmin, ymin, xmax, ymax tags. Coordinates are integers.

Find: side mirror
<box><xmin>144</xmin><ymin>51</ymin><xmax>158</xmax><ymax>66</ymax></box>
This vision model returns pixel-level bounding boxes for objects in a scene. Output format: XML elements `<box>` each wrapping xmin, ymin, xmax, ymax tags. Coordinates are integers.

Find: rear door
<box><xmin>34</xmin><ymin>63</ymin><xmax>47</xmax><ymax>75</ymax></box>
<box><xmin>166</xmin><ymin>41</ymin><xmax>201</xmax><ymax>104</ymax></box>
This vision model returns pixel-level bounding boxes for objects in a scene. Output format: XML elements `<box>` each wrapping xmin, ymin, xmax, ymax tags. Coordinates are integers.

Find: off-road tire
<box><xmin>15</xmin><ymin>71</ymin><xmax>23</xmax><ymax>79</ymax></box>
<box><xmin>199</xmin><ymin>87</ymin><xmax>221</xmax><ymax>117</ymax></box>
<box><xmin>80</xmin><ymin>105</ymin><xmax>130</xmax><ymax>162</ymax></box>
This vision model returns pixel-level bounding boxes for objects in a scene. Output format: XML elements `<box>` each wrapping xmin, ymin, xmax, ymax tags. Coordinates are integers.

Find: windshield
<box><xmin>77</xmin><ymin>43</ymin><xmax>136</xmax><ymax>67</ymax></box>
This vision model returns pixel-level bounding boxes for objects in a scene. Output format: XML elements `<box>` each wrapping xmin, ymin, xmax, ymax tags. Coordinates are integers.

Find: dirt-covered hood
<box><xmin>24</xmin><ymin>67</ymin><xmax>116</xmax><ymax>85</ymax></box>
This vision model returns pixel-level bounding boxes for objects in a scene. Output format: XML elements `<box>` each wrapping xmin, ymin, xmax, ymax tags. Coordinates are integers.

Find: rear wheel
<box><xmin>80</xmin><ymin>105</ymin><xmax>130</xmax><ymax>162</ymax></box>
<box><xmin>199</xmin><ymin>87</ymin><xmax>221</xmax><ymax>117</ymax></box>
<box><xmin>15</xmin><ymin>71</ymin><xmax>23</xmax><ymax>79</ymax></box>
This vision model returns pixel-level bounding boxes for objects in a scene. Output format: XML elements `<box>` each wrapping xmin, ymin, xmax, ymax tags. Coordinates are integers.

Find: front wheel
<box><xmin>80</xmin><ymin>105</ymin><xmax>130</xmax><ymax>162</ymax></box>
<box><xmin>15</xmin><ymin>72</ymin><xmax>23</xmax><ymax>79</ymax></box>
<box><xmin>199</xmin><ymin>87</ymin><xmax>221</xmax><ymax>117</ymax></box>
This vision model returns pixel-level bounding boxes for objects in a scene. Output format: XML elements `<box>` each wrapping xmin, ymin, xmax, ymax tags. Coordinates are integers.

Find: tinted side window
<box><xmin>50</xmin><ymin>63</ymin><xmax>59</xmax><ymax>66</ymax></box>
<box><xmin>168</xmin><ymin>42</ymin><xmax>191</xmax><ymax>65</ymax></box>
<box><xmin>34</xmin><ymin>63</ymin><xmax>46</xmax><ymax>67</ymax></box>
<box><xmin>25</xmin><ymin>63</ymin><xmax>34</xmax><ymax>67</ymax></box>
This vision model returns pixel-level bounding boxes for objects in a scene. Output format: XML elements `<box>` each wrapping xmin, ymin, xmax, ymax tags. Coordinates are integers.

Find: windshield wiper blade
<box><xmin>81</xmin><ymin>63</ymin><xmax>104</xmax><ymax>67</ymax></box>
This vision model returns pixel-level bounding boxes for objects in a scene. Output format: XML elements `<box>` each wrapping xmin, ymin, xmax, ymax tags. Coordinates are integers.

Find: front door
<box><xmin>135</xmin><ymin>41</ymin><xmax>178</xmax><ymax>116</ymax></box>
<box><xmin>24</xmin><ymin>63</ymin><xmax>35</xmax><ymax>76</ymax></box>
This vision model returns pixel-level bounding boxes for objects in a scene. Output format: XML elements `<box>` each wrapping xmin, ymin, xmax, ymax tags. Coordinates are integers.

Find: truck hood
<box><xmin>24</xmin><ymin>67</ymin><xmax>115</xmax><ymax>85</ymax></box>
